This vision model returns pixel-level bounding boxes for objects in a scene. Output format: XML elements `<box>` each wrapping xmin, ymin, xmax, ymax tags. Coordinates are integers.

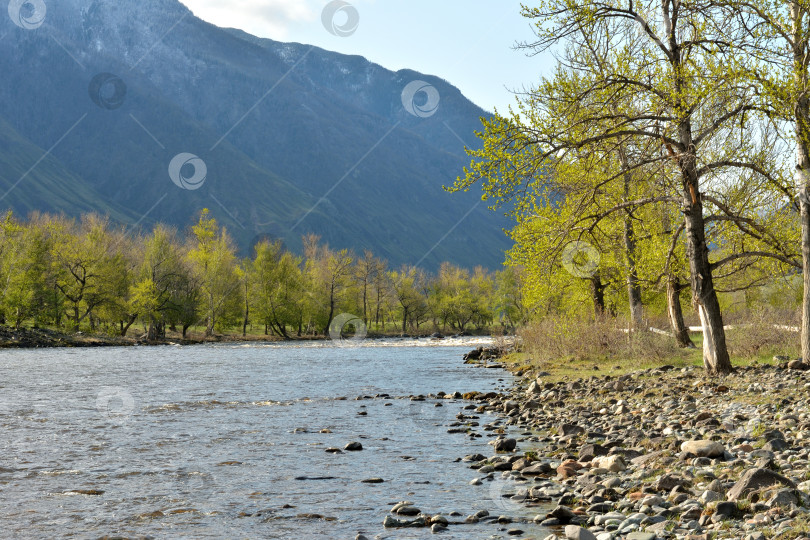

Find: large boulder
<box><xmin>494</xmin><ymin>437</ymin><xmax>517</xmax><ymax>452</ymax></box>
<box><xmin>559</xmin><ymin>423</ymin><xmax>585</xmax><ymax>437</ymax></box>
<box><xmin>727</xmin><ymin>468</ymin><xmax>796</xmax><ymax>501</ymax></box>
<box><xmin>680</xmin><ymin>440</ymin><xmax>725</xmax><ymax>458</ymax></box>
<box><xmin>579</xmin><ymin>443</ymin><xmax>608</xmax><ymax>462</ymax></box>
<box><xmin>564</xmin><ymin>525</ymin><xmax>597</xmax><ymax>540</ymax></box>
<box><xmin>522</xmin><ymin>462</ymin><xmax>553</xmax><ymax>475</ymax></box>
<box><xmin>592</xmin><ymin>455</ymin><xmax>626</xmax><ymax>472</ymax></box>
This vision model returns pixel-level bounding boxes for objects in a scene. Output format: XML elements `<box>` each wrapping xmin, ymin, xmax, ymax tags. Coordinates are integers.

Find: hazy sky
<box><xmin>178</xmin><ymin>0</ymin><xmax>555</xmax><ymax>113</ymax></box>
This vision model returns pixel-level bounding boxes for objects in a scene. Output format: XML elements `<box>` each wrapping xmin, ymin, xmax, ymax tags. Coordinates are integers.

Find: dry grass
<box><xmin>517</xmin><ymin>315</ymin><xmax>691</xmax><ymax>369</ymax></box>
<box><xmin>721</xmin><ymin>307</ymin><xmax>800</xmax><ymax>360</ymax></box>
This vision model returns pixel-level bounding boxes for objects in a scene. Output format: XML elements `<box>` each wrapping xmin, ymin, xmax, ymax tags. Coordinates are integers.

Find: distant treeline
<box><xmin>0</xmin><ymin>209</ymin><xmax>527</xmax><ymax>339</ymax></box>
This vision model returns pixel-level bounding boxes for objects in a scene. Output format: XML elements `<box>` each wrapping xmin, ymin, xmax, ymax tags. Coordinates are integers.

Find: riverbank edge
<box><xmin>0</xmin><ymin>325</ymin><xmax>493</xmax><ymax>349</ymax></box>
<box><xmin>457</xmin><ymin>347</ymin><xmax>810</xmax><ymax>540</ymax></box>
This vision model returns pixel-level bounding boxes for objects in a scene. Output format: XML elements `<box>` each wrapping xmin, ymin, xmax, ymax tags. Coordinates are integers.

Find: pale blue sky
<box><xmin>179</xmin><ymin>0</ymin><xmax>554</xmax><ymax>113</ymax></box>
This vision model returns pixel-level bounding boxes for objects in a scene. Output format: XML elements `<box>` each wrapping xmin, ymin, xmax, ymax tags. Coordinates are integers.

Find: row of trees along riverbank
<box><xmin>0</xmin><ymin>210</ymin><xmax>527</xmax><ymax>340</ymax></box>
<box><xmin>449</xmin><ymin>1</ymin><xmax>810</xmax><ymax>374</ymax></box>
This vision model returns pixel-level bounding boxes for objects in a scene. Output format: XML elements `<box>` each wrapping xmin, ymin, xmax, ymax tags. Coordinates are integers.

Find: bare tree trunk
<box><xmin>680</xmin><ymin>144</ymin><xmax>732</xmax><ymax>374</ymax></box>
<box><xmin>787</xmin><ymin>0</ymin><xmax>810</xmax><ymax>366</ymax></box>
<box><xmin>618</xmin><ymin>142</ymin><xmax>644</xmax><ymax>329</ymax></box>
<box><xmin>624</xmin><ymin>216</ymin><xmax>644</xmax><ymax>328</ymax></box>
<box><xmin>667</xmin><ymin>277</ymin><xmax>694</xmax><ymax>348</ymax></box>
<box><xmin>120</xmin><ymin>314</ymin><xmax>136</xmax><ymax>337</ymax></box>
<box><xmin>799</xmin><ymin>156</ymin><xmax>810</xmax><ymax>361</ymax></box>
<box><xmin>242</xmin><ymin>282</ymin><xmax>249</xmax><ymax>338</ymax></box>
<box><xmin>147</xmin><ymin>316</ymin><xmax>158</xmax><ymax>341</ymax></box>
<box><xmin>590</xmin><ymin>273</ymin><xmax>605</xmax><ymax>317</ymax></box>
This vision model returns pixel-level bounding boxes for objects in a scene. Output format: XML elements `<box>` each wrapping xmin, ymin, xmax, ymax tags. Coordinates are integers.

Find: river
<box><xmin>0</xmin><ymin>338</ymin><xmax>552</xmax><ymax>538</ymax></box>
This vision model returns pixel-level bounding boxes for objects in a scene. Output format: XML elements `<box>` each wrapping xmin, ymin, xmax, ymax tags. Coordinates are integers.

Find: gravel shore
<box><xmin>448</xmin><ymin>355</ymin><xmax>810</xmax><ymax>540</ymax></box>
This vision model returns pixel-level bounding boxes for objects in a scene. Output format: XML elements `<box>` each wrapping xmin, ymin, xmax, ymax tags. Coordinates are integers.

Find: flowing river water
<box><xmin>0</xmin><ymin>338</ymin><xmax>553</xmax><ymax>538</ymax></box>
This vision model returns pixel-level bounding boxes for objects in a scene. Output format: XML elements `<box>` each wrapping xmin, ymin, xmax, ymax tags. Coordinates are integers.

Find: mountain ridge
<box><xmin>0</xmin><ymin>0</ymin><xmax>509</xmax><ymax>269</ymax></box>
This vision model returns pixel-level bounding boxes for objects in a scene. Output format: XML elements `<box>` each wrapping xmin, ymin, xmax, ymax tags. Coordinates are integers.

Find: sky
<box><xmin>178</xmin><ymin>0</ymin><xmax>555</xmax><ymax>113</ymax></box>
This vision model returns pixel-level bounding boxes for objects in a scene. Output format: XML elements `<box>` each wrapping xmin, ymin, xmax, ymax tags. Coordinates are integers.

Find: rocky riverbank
<box><xmin>463</xmin><ymin>356</ymin><xmax>810</xmax><ymax>539</ymax></box>
<box><xmin>0</xmin><ymin>325</ymin><xmax>491</xmax><ymax>349</ymax></box>
<box><xmin>0</xmin><ymin>325</ymin><xmax>135</xmax><ymax>348</ymax></box>
<box><xmin>376</xmin><ymin>352</ymin><xmax>810</xmax><ymax>539</ymax></box>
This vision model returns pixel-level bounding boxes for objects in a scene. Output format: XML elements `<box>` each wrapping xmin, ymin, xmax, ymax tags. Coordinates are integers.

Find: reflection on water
<box><xmin>0</xmin><ymin>339</ymin><xmax>550</xmax><ymax>538</ymax></box>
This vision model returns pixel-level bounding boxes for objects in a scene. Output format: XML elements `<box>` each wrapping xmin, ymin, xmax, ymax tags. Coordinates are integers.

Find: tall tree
<box><xmin>187</xmin><ymin>209</ymin><xmax>238</xmax><ymax>336</ymax></box>
<box><xmin>451</xmin><ymin>1</ymin><xmax>782</xmax><ymax>373</ymax></box>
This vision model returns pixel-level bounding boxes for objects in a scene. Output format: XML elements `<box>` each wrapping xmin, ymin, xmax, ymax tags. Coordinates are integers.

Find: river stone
<box><xmin>655</xmin><ymin>474</ymin><xmax>685</xmax><ymax>491</ymax></box>
<box><xmin>625</xmin><ymin>533</ymin><xmax>657</xmax><ymax>540</ymax></box>
<box><xmin>680</xmin><ymin>440</ymin><xmax>724</xmax><ymax>458</ymax></box>
<box><xmin>383</xmin><ymin>515</ymin><xmax>425</xmax><ymax>528</ymax></box>
<box><xmin>727</xmin><ymin>468</ymin><xmax>796</xmax><ymax>501</ymax></box>
<box><xmin>714</xmin><ymin>501</ymin><xmax>737</xmax><ymax>517</ymax></box>
<box><xmin>564</xmin><ymin>525</ymin><xmax>597</xmax><ymax>540</ymax></box>
<box><xmin>494</xmin><ymin>437</ymin><xmax>517</xmax><ymax>452</ymax></box>
<box><xmin>579</xmin><ymin>443</ymin><xmax>608</xmax><ymax>462</ymax></box>
<box><xmin>550</xmin><ymin>505</ymin><xmax>577</xmax><ymax>524</ymax></box>
<box><xmin>504</xmin><ymin>400</ymin><xmax>520</xmax><ymax>413</ymax></box>
<box><xmin>699</xmin><ymin>490</ymin><xmax>723</xmax><ymax>504</ymax></box>
<box><xmin>522</xmin><ymin>462</ymin><xmax>552</xmax><ymax>475</ymax></box>
<box><xmin>762</xmin><ymin>438</ymin><xmax>790</xmax><ymax>452</ymax></box>
<box><xmin>762</xmin><ymin>429</ymin><xmax>785</xmax><ymax>441</ymax></box>
<box><xmin>767</xmin><ymin>487</ymin><xmax>799</xmax><ymax>508</ymax></box>
<box><xmin>394</xmin><ymin>505</ymin><xmax>421</xmax><ymax>516</ymax></box>
<box><xmin>559</xmin><ymin>423</ymin><xmax>585</xmax><ymax>437</ymax></box>
<box><xmin>592</xmin><ymin>455</ymin><xmax>625</xmax><ymax>472</ymax></box>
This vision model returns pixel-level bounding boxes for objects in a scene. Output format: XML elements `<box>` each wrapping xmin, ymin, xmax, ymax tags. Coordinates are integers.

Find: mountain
<box><xmin>0</xmin><ymin>0</ymin><xmax>510</xmax><ymax>269</ymax></box>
